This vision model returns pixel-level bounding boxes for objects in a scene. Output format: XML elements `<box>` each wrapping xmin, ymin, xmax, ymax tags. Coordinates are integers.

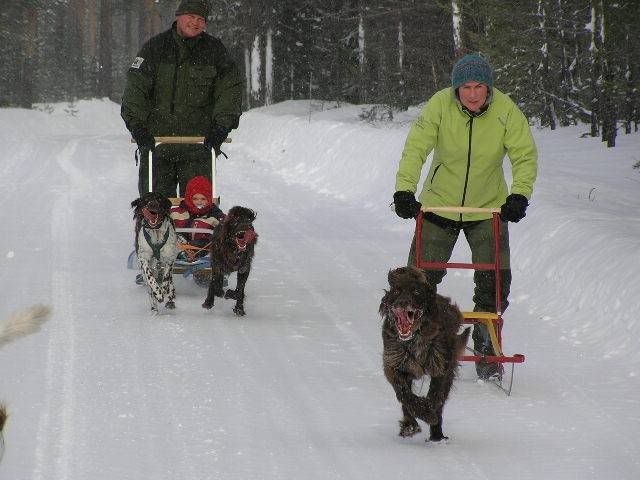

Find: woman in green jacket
<box><xmin>393</xmin><ymin>53</ymin><xmax>538</xmax><ymax>379</ymax></box>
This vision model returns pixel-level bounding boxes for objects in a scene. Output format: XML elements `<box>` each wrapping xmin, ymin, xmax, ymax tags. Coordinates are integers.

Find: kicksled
<box><xmin>127</xmin><ymin>136</ymin><xmax>228</xmax><ymax>288</ymax></box>
<box><xmin>415</xmin><ymin>206</ymin><xmax>525</xmax><ymax>395</ymax></box>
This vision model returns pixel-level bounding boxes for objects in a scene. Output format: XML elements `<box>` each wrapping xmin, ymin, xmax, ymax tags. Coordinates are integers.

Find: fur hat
<box><xmin>184</xmin><ymin>176</ymin><xmax>213</xmax><ymax>215</ymax></box>
<box><xmin>451</xmin><ymin>54</ymin><xmax>493</xmax><ymax>90</ymax></box>
<box><xmin>175</xmin><ymin>0</ymin><xmax>210</xmax><ymax>19</ymax></box>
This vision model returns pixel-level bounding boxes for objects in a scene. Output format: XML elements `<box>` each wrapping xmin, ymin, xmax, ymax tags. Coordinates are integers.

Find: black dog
<box><xmin>380</xmin><ymin>266</ymin><xmax>470</xmax><ymax>442</ymax></box>
<box><xmin>131</xmin><ymin>192</ymin><xmax>179</xmax><ymax>313</ymax></box>
<box><xmin>202</xmin><ymin>206</ymin><xmax>258</xmax><ymax>316</ymax></box>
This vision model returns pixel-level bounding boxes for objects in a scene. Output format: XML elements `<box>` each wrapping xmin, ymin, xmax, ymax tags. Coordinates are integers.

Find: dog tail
<box><xmin>0</xmin><ymin>305</ymin><xmax>51</xmax><ymax>348</ymax></box>
<box><xmin>457</xmin><ymin>327</ymin><xmax>471</xmax><ymax>357</ymax></box>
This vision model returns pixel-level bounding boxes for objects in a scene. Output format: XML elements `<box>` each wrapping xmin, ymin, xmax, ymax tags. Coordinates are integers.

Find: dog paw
<box><xmin>398</xmin><ymin>420</ymin><xmax>421</xmax><ymax>437</ymax></box>
<box><xmin>165</xmin><ymin>301</ymin><xmax>175</xmax><ymax>309</ymax></box>
<box><xmin>202</xmin><ymin>301</ymin><xmax>213</xmax><ymax>310</ymax></box>
<box><xmin>428</xmin><ymin>425</ymin><xmax>448</xmax><ymax>442</ymax></box>
<box><xmin>233</xmin><ymin>305</ymin><xmax>246</xmax><ymax>316</ymax></box>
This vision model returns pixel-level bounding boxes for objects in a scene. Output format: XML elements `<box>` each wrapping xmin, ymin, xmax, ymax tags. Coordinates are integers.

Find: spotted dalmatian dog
<box><xmin>131</xmin><ymin>192</ymin><xmax>179</xmax><ymax>313</ymax></box>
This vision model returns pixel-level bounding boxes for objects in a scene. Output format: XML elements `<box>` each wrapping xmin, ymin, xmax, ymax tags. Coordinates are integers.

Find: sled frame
<box><xmin>147</xmin><ymin>136</ymin><xmax>220</xmax><ymax>201</ymax></box>
<box><xmin>414</xmin><ymin>206</ymin><xmax>525</xmax><ymax>395</ymax></box>
<box><xmin>130</xmin><ymin>136</ymin><xmax>229</xmax><ymax>285</ymax></box>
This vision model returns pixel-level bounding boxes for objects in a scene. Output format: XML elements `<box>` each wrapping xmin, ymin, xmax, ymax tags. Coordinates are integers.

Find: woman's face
<box><xmin>458</xmin><ymin>81</ymin><xmax>489</xmax><ymax>112</ymax></box>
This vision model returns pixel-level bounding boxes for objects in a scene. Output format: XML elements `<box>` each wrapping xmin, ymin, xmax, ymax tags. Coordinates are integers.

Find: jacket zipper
<box><xmin>460</xmin><ymin>115</ymin><xmax>473</xmax><ymax>221</ymax></box>
<box><xmin>170</xmin><ymin>44</ymin><xmax>179</xmax><ymax>114</ymax></box>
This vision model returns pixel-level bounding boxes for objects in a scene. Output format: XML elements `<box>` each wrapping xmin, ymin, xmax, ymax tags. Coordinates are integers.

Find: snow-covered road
<box><xmin>1</xmin><ymin>100</ymin><xmax>639</xmax><ymax>479</ymax></box>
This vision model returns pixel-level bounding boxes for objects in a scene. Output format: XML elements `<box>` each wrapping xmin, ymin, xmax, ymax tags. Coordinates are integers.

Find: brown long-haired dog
<box><xmin>202</xmin><ymin>206</ymin><xmax>258</xmax><ymax>316</ymax></box>
<box><xmin>380</xmin><ymin>267</ymin><xmax>470</xmax><ymax>442</ymax></box>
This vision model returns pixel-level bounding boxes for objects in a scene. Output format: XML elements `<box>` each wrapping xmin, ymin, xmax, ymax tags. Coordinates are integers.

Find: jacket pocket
<box><xmin>187</xmin><ymin>66</ymin><xmax>216</xmax><ymax>107</ymax></box>
<box><xmin>429</xmin><ymin>164</ymin><xmax>441</xmax><ymax>184</ymax></box>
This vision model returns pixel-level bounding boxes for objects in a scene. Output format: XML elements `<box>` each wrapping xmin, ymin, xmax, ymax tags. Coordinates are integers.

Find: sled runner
<box><xmin>414</xmin><ymin>206</ymin><xmax>525</xmax><ymax>396</ymax></box>
<box><xmin>127</xmin><ymin>136</ymin><xmax>229</xmax><ymax>287</ymax></box>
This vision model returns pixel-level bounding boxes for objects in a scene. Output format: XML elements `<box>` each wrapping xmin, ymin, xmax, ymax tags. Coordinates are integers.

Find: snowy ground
<box><xmin>1</xmin><ymin>99</ymin><xmax>639</xmax><ymax>479</ymax></box>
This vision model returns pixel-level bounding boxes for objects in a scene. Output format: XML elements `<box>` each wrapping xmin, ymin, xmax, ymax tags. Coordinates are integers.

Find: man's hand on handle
<box><xmin>131</xmin><ymin>127</ymin><xmax>156</xmax><ymax>152</ymax></box>
<box><xmin>204</xmin><ymin>125</ymin><xmax>231</xmax><ymax>156</ymax></box>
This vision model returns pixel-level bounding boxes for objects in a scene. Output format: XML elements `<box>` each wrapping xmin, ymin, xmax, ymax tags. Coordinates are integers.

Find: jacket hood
<box><xmin>184</xmin><ymin>176</ymin><xmax>213</xmax><ymax>215</ymax></box>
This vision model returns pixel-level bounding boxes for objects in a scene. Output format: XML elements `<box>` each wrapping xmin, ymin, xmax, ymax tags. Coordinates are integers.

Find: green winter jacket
<box><xmin>396</xmin><ymin>87</ymin><xmax>538</xmax><ymax>221</ymax></box>
<box><xmin>121</xmin><ymin>23</ymin><xmax>242</xmax><ymax>136</ymax></box>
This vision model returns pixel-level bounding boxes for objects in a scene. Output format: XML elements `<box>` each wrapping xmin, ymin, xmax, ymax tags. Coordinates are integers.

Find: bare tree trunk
<box><xmin>250</xmin><ymin>34</ymin><xmax>262</xmax><ymax>104</ymax></box>
<box><xmin>19</xmin><ymin>6</ymin><xmax>38</xmax><ymax>107</ymax></box>
<box><xmin>357</xmin><ymin>7</ymin><xmax>366</xmax><ymax>103</ymax></box>
<box><xmin>555</xmin><ymin>0</ymin><xmax>573</xmax><ymax>106</ymax></box>
<box><xmin>588</xmin><ymin>1</ymin><xmax>601</xmax><ymax>138</ymax></box>
<box><xmin>537</xmin><ymin>0</ymin><xmax>556</xmax><ymax>129</ymax></box>
<box><xmin>265</xmin><ymin>28</ymin><xmax>273</xmax><ymax>106</ymax></box>
<box><xmin>140</xmin><ymin>0</ymin><xmax>161</xmax><ymax>44</ymax></box>
<box><xmin>68</xmin><ymin>0</ymin><xmax>85</xmax><ymax>98</ymax></box>
<box><xmin>97</xmin><ymin>0</ymin><xmax>113</xmax><ymax>99</ymax></box>
<box><xmin>451</xmin><ymin>0</ymin><xmax>462</xmax><ymax>55</ymax></box>
<box><xmin>290</xmin><ymin>64</ymin><xmax>294</xmax><ymax>100</ymax></box>
<box><xmin>592</xmin><ymin>0</ymin><xmax>616</xmax><ymax>147</ymax></box>
<box><xmin>85</xmin><ymin>0</ymin><xmax>98</xmax><ymax>96</ymax></box>
<box><xmin>244</xmin><ymin>46</ymin><xmax>251</xmax><ymax>109</ymax></box>
<box><xmin>623</xmin><ymin>26</ymin><xmax>637</xmax><ymax>135</ymax></box>
<box><xmin>123</xmin><ymin>0</ymin><xmax>135</xmax><ymax>60</ymax></box>
<box><xmin>397</xmin><ymin>17</ymin><xmax>406</xmax><ymax>108</ymax></box>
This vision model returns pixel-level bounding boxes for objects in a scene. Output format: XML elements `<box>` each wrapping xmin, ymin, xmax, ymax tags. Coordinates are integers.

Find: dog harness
<box><xmin>143</xmin><ymin>221</ymin><xmax>171</xmax><ymax>260</ymax></box>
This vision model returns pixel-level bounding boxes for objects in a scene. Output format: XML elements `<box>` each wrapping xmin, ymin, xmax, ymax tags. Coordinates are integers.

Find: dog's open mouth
<box><xmin>142</xmin><ymin>207</ymin><xmax>161</xmax><ymax>227</ymax></box>
<box><xmin>234</xmin><ymin>229</ymin><xmax>257</xmax><ymax>251</ymax></box>
<box><xmin>391</xmin><ymin>306</ymin><xmax>423</xmax><ymax>341</ymax></box>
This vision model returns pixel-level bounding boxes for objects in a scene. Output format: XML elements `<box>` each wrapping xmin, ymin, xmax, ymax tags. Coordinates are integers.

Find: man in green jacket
<box><xmin>393</xmin><ymin>53</ymin><xmax>538</xmax><ymax>379</ymax></box>
<box><xmin>121</xmin><ymin>0</ymin><xmax>242</xmax><ymax>197</ymax></box>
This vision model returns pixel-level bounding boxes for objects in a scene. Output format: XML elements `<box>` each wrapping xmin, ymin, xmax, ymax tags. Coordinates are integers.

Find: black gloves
<box><xmin>393</xmin><ymin>191</ymin><xmax>421</xmax><ymax>219</ymax></box>
<box><xmin>131</xmin><ymin>127</ymin><xmax>156</xmax><ymax>151</ymax></box>
<box><xmin>204</xmin><ymin>125</ymin><xmax>231</xmax><ymax>156</ymax></box>
<box><xmin>500</xmin><ymin>193</ymin><xmax>529</xmax><ymax>223</ymax></box>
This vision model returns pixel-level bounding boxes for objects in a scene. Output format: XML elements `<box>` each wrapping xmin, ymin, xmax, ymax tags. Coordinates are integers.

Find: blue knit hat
<box><xmin>451</xmin><ymin>54</ymin><xmax>493</xmax><ymax>89</ymax></box>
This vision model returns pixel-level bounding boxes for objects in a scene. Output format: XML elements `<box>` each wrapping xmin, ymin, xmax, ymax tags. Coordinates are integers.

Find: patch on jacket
<box><xmin>130</xmin><ymin>57</ymin><xmax>144</xmax><ymax>69</ymax></box>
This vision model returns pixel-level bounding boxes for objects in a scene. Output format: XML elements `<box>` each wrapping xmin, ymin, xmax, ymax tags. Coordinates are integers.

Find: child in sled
<box><xmin>171</xmin><ymin>175</ymin><xmax>225</xmax><ymax>259</ymax></box>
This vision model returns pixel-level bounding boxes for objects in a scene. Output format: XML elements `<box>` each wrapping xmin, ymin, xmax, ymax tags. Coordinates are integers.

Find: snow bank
<box><xmin>232</xmin><ymin>101</ymin><xmax>412</xmax><ymax>210</ymax></box>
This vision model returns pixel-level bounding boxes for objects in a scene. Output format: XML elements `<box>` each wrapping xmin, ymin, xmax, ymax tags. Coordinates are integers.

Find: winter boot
<box><xmin>473</xmin><ymin>323</ymin><xmax>502</xmax><ymax>379</ymax></box>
